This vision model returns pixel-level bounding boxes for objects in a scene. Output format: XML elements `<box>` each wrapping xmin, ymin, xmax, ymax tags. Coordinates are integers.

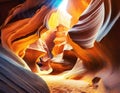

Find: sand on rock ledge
<box><xmin>40</xmin><ymin>75</ymin><xmax>107</xmax><ymax>93</ymax></box>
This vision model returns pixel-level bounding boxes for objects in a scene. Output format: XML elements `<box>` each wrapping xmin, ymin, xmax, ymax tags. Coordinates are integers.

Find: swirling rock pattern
<box><xmin>1</xmin><ymin>0</ymin><xmax>62</xmax><ymax>58</ymax></box>
<box><xmin>68</xmin><ymin>0</ymin><xmax>104</xmax><ymax>48</ymax></box>
<box><xmin>0</xmin><ymin>0</ymin><xmax>120</xmax><ymax>92</ymax></box>
<box><xmin>68</xmin><ymin>0</ymin><xmax>120</xmax><ymax>48</ymax></box>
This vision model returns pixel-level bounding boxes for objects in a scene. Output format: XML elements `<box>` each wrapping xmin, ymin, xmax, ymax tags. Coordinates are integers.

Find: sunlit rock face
<box><xmin>0</xmin><ymin>0</ymin><xmax>120</xmax><ymax>93</ymax></box>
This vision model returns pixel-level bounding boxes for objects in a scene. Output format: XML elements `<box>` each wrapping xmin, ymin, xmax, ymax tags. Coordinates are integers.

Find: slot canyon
<box><xmin>0</xmin><ymin>0</ymin><xmax>120</xmax><ymax>93</ymax></box>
